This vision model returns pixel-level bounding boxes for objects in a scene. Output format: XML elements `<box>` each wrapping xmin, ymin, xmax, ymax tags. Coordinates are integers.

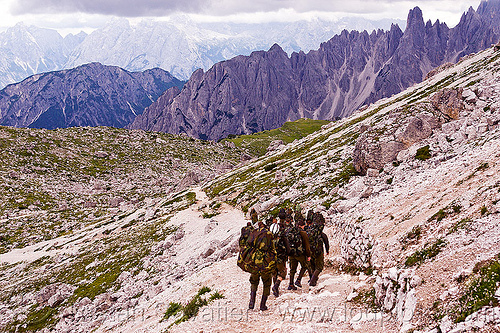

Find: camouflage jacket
<box><xmin>237</xmin><ymin>226</ymin><xmax>277</xmax><ymax>275</ymax></box>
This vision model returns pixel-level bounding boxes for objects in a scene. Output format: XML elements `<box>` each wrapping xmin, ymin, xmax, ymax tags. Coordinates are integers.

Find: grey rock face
<box><xmin>353</xmin><ymin>136</ymin><xmax>406</xmax><ymax>175</ymax></box>
<box><xmin>0</xmin><ymin>63</ymin><xmax>183</xmax><ymax>129</ymax></box>
<box><xmin>131</xmin><ymin>2</ymin><xmax>500</xmax><ymax>141</ymax></box>
<box><xmin>430</xmin><ymin>88</ymin><xmax>465</xmax><ymax>120</ymax></box>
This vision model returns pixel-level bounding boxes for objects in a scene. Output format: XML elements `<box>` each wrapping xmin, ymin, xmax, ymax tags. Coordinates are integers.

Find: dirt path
<box><xmin>104</xmin><ymin>189</ymin><xmax>400</xmax><ymax>333</ymax></box>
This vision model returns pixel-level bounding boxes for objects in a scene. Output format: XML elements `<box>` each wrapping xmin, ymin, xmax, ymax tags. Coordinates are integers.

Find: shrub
<box><xmin>163</xmin><ymin>302</ymin><xmax>182</xmax><ymax>320</ymax></box>
<box><xmin>455</xmin><ymin>255</ymin><xmax>500</xmax><ymax>322</ymax></box>
<box><xmin>415</xmin><ymin>145</ymin><xmax>431</xmax><ymax>161</ymax></box>
<box><xmin>165</xmin><ymin>286</ymin><xmax>224</xmax><ymax>326</ymax></box>
<box><xmin>264</xmin><ymin>163</ymin><xmax>277</xmax><ymax>172</ymax></box>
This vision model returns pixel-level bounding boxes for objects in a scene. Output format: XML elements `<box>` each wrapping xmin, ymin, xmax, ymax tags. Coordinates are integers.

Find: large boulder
<box><xmin>353</xmin><ymin>133</ymin><xmax>405</xmax><ymax>175</ymax></box>
<box><xmin>430</xmin><ymin>88</ymin><xmax>464</xmax><ymax>120</ymax></box>
<box><xmin>397</xmin><ymin>116</ymin><xmax>434</xmax><ymax>146</ymax></box>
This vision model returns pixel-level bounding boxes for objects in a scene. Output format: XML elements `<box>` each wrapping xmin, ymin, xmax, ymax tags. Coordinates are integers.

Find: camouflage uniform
<box><xmin>238</xmin><ymin>224</ymin><xmax>276</xmax><ymax>310</ymax></box>
<box><xmin>239</xmin><ymin>223</ymin><xmax>254</xmax><ymax>250</ymax></box>
<box><xmin>271</xmin><ymin>214</ymin><xmax>291</xmax><ymax>297</ymax></box>
<box><xmin>274</xmin><ymin>225</ymin><xmax>289</xmax><ymax>279</ymax></box>
<box><xmin>289</xmin><ymin>228</ymin><xmax>312</xmax><ymax>288</ymax></box>
<box><xmin>305</xmin><ymin>212</ymin><xmax>329</xmax><ymax>286</ymax></box>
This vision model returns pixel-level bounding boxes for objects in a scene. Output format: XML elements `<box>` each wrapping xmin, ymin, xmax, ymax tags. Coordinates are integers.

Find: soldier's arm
<box><xmin>321</xmin><ymin>232</ymin><xmax>330</xmax><ymax>254</ymax></box>
<box><xmin>299</xmin><ymin>230</ymin><xmax>312</xmax><ymax>258</ymax></box>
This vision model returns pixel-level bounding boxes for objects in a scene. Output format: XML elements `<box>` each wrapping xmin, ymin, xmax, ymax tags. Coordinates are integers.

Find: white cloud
<box><xmin>0</xmin><ymin>0</ymin><xmax>483</xmax><ymax>34</ymax></box>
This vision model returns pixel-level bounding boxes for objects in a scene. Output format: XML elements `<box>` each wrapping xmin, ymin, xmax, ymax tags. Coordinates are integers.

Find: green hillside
<box><xmin>221</xmin><ymin>118</ymin><xmax>330</xmax><ymax>156</ymax></box>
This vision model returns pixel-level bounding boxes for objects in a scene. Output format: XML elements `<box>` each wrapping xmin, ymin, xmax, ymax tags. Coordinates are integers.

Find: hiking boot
<box><xmin>260</xmin><ymin>295</ymin><xmax>268</xmax><ymax>311</ymax></box>
<box><xmin>272</xmin><ymin>280</ymin><xmax>281</xmax><ymax>297</ymax></box>
<box><xmin>287</xmin><ymin>283</ymin><xmax>297</xmax><ymax>290</ymax></box>
<box><xmin>309</xmin><ymin>271</ymin><xmax>319</xmax><ymax>287</ymax></box>
<box><xmin>249</xmin><ymin>291</ymin><xmax>257</xmax><ymax>309</ymax></box>
<box><xmin>294</xmin><ymin>279</ymin><xmax>302</xmax><ymax>287</ymax></box>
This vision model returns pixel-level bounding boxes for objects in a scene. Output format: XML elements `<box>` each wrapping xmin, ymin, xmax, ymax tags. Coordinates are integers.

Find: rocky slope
<box><xmin>1</xmin><ymin>43</ymin><xmax>500</xmax><ymax>333</ymax></box>
<box><xmin>130</xmin><ymin>0</ymin><xmax>500</xmax><ymax>141</ymax></box>
<box><xmin>0</xmin><ymin>63</ymin><xmax>183</xmax><ymax>129</ymax></box>
<box><xmin>0</xmin><ymin>126</ymin><xmax>243</xmax><ymax>255</ymax></box>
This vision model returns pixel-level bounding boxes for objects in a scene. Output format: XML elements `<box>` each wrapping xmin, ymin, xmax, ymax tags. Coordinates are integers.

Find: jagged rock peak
<box><xmin>406</xmin><ymin>7</ymin><xmax>424</xmax><ymax>29</ymax></box>
<box><xmin>131</xmin><ymin>2</ymin><xmax>500</xmax><ymax>141</ymax></box>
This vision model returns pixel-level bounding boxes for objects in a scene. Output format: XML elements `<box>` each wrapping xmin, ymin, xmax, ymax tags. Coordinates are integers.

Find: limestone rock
<box><xmin>430</xmin><ymin>88</ymin><xmax>465</xmax><ymax>120</ymax></box>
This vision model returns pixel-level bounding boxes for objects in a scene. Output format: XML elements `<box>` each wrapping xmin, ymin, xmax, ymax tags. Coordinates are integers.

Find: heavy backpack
<box><xmin>312</xmin><ymin>212</ymin><xmax>325</xmax><ymax>227</ymax></box>
<box><xmin>306</xmin><ymin>224</ymin><xmax>324</xmax><ymax>257</ymax></box>
<box><xmin>285</xmin><ymin>225</ymin><xmax>304</xmax><ymax>257</ymax></box>
<box><xmin>237</xmin><ymin>228</ymin><xmax>276</xmax><ymax>275</ymax></box>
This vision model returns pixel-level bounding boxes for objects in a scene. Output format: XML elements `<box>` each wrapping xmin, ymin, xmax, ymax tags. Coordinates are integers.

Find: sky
<box><xmin>0</xmin><ymin>0</ymin><xmax>483</xmax><ymax>36</ymax></box>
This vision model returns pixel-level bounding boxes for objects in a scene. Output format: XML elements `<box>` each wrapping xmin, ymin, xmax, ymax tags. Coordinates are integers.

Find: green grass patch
<box><xmin>163</xmin><ymin>302</ymin><xmax>182</xmax><ymax>321</ymax></box>
<box><xmin>165</xmin><ymin>286</ymin><xmax>225</xmax><ymax>326</ymax></box>
<box><xmin>455</xmin><ymin>254</ymin><xmax>500</xmax><ymax>322</ymax></box>
<box><xmin>221</xmin><ymin>118</ymin><xmax>330</xmax><ymax>156</ymax></box>
<box><xmin>448</xmin><ymin>218</ymin><xmax>472</xmax><ymax>234</ymax></box>
<box><xmin>415</xmin><ymin>145</ymin><xmax>432</xmax><ymax>161</ymax></box>
<box><xmin>6</xmin><ymin>305</ymin><xmax>58</xmax><ymax>333</ymax></box>
<box><xmin>264</xmin><ymin>163</ymin><xmax>277</xmax><ymax>172</ymax></box>
<box><xmin>405</xmin><ymin>239</ymin><xmax>447</xmax><ymax>267</ymax></box>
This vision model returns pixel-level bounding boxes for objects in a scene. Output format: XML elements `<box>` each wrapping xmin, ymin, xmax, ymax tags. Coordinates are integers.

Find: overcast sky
<box><xmin>0</xmin><ymin>0</ymin><xmax>482</xmax><ymax>35</ymax></box>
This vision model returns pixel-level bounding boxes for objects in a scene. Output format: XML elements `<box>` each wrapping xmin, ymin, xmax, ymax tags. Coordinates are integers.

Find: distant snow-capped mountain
<box><xmin>0</xmin><ymin>16</ymin><xmax>405</xmax><ymax>88</ymax></box>
<box><xmin>66</xmin><ymin>16</ymin><xmax>405</xmax><ymax>80</ymax></box>
<box><xmin>0</xmin><ymin>23</ymin><xmax>87</xmax><ymax>88</ymax></box>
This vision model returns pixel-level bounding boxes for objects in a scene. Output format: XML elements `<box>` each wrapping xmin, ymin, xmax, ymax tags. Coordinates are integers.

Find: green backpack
<box><xmin>239</xmin><ymin>225</ymin><xmax>254</xmax><ymax>249</ymax></box>
<box><xmin>274</xmin><ymin>228</ymin><xmax>288</xmax><ymax>260</ymax></box>
<box><xmin>305</xmin><ymin>224</ymin><xmax>324</xmax><ymax>257</ymax></box>
<box><xmin>285</xmin><ymin>225</ymin><xmax>304</xmax><ymax>257</ymax></box>
<box><xmin>237</xmin><ymin>228</ymin><xmax>276</xmax><ymax>275</ymax></box>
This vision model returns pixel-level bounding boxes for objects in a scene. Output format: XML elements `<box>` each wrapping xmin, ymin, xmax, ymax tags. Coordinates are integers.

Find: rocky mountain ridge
<box><xmin>131</xmin><ymin>0</ymin><xmax>500</xmax><ymax>141</ymax></box>
<box><xmin>1</xmin><ymin>40</ymin><xmax>500</xmax><ymax>332</ymax></box>
<box><xmin>0</xmin><ymin>17</ymin><xmax>403</xmax><ymax>88</ymax></box>
<box><xmin>0</xmin><ymin>63</ymin><xmax>183</xmax><ymax>129</ymax></box>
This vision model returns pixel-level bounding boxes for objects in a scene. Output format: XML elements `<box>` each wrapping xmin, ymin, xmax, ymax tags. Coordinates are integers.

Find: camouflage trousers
<box><xmin>310</xmin><ymin>252</ymin><xmax>325</xmax><ymax>273</ymax></box>
<box><xmin>289</xmin><ymin>255</ymin><xmax>310</xmax><ymax>279</ymax></box>
<box><xmin>275</xmin><ymin>257</ymin><xmax>287</xmax><ymax>279</ymax></box>
<box><xmin>250</xmin><ymin>272</ymin><xmax>272</xmax><ymax>296</ymax></box>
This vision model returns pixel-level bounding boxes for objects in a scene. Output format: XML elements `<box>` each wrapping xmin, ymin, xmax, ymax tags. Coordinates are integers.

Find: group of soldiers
<box><xmin>237</xmin><ymin>207</ymin><xmax>329</xmax><ymax>311</ymax></box>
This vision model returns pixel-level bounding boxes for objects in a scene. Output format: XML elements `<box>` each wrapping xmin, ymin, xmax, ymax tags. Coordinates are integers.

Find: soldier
<box><xmin>271</xmin><ymin>208</ymin><xmax>290</xmax><ymax>297</ymax></box>
<box><xmin>238</xmin><ymin>215</ymin><xmax>277</xmax><ymax>311</ymax></box>
<box><xmin>288</xmin><ymin>212</ymin><xmax>312</xmax><ymax>290</ymax></box>
<box><xmin>239</xmin><ymin>221</ymin><xmax>254</xmax><ymax>250</ymax></box>
<box><xmin>305</xmin><ymin>211</ymin><xmax>330</xmax><ymax>287</ymax></box>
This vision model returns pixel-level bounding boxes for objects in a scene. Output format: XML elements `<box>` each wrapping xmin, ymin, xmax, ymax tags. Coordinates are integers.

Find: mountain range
<box><xmin>0</xmin><ymin>16</ymin><xmax>404</xmax><ymax>88</ymax></box>
<box><xmin>130</xmin><ymin>0</ymin><xmax>500</xmax><ymax>141</ymax></box>
<box><xmin>0</xmin><ymin>63</ymin><xmax>183</xmax><ymax>129</ymax></box>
